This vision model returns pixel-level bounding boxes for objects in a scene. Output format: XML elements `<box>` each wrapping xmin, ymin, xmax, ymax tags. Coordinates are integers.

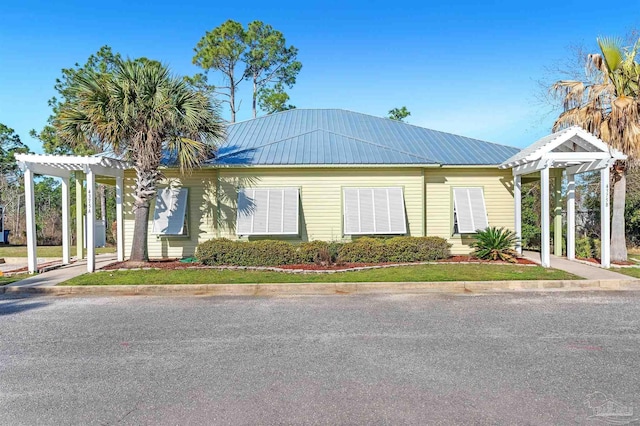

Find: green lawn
<box><xmin>0</xmin><ymin>245</ymin><xmax>115</xmax><ymax>258</ymax></box>
<box><xmin>62</xmin><ymin>264</ymin><xmax>580</xmax><ymax>286</ymax></box>
<box><xmin>611</xmin><ymin>267</ymin><xmax>640</xmax><ymax>278</ymax></box>
<box><xmin>0</xmin><ymin>274</ymin><xmax>29</xmax><ymax>286</ymax></box>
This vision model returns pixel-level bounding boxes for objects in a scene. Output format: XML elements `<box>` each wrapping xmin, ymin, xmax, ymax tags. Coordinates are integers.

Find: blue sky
<box><xmin>1</xmin><ymin>0</ymin><xmax>638</xmax><ymax>153</ymax></box>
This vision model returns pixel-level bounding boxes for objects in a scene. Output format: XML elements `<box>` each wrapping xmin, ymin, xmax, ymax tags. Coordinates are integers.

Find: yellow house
<box><xmin>123</xmin><ymin>109</ymin><xmax>519</xmax><ymax>259</ymax></box>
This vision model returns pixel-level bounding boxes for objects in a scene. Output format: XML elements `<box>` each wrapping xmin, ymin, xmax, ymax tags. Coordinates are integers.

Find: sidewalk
<box><xmin>7</xmin><ymin>254</ymin><xmax>118</xmax><ymax>288</ymax></box>
<box><xmin>522</xmin><ymin>250</ymin><xmax>636</xmax><ymax>280</ymax></box>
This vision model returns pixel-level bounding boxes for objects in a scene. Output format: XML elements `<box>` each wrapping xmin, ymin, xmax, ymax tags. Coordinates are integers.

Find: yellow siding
<box><xmin>425</xmin><ymin>167</ymin><xmax>514</xmax><ymax>254</ymax></box>
<box><xmin>122</xmin><ymin>166</ymin><xmax>514</xmax><ymax>259</ymax></box>
<box><xmin>123</xmin><ymin>169</ymin><xmax>218</xmax><ymax>259</ymax></box>
<box><xmin>216</xmin><ymin>168</ymin><xmax>424</xmax><ymax>241</ymax></box>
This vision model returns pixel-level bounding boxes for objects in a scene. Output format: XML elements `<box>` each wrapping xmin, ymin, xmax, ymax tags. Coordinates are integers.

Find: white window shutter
<box><xmin>359</xmin><ymin>189</ymin><xmax>375</xmax><ymax>233</ymax></box>
<box><xmin>152</xmin><ymin>187</ymin><xmax>188</xmax><ymax>235</ymax></box>
<box><xmin>343</xmin><ymin>187</ymin><xmax>406</xmax><ymax>235</ymax></box>
<box><xmin>343</xmin><ymin>188</ymin><xmax>361</xmax><ymax>234</ymax></box>
<box><xmin>453</xmin><ymin>188</ymin><xmax>488</xmax><ymax>233</ymax></box>
<box><xmin>469</xmin><ymin>188</ymin><xmax>489</xmax><ymax>231</ymax></box>
<box><xmin>236</xmin><ymin>189</ymin><xmax>254</xmax><ymax>235</ymax></box>
<box><xmin>282</xmin><ymin>188</ymin><xmax>300</xmax><ymax>234</ymax></box>
<box><xmin>387</xmin><ymin>187</ymin><xmax>407</xmax><ymax>234</ymax></box>
<box><xmin>236</xmin><ymin>188</ymin><xmax>299</xmax><ymax>235</ymax></box>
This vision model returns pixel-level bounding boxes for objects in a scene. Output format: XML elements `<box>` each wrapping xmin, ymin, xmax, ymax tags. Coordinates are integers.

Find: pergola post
<box><xmin>514</xmin><ymin>174</ymin><xmax>522</xmax><ymax>255</ymax></box>
<box><xmin>24</xmin><ymin>167</ymin><xmax>37</xmax><ymax>274</ymax></box>
<box><xmin>76</xmin><ymin>172</ymin><xmax>84</xmax><ymax>260</ymax></box>
<box><xmin>553</xmin><ymin>170</ymin><xmax>563</xmax><ymax>256</ymax></box>
<box><xmin>116</xmin><ymin>176</ymin><xmax>124</xmax><ymax>262</ymax></box>
<box><xmin>540</xmin><ymin>166</ymin><xmax>551</xmax><ymax>267</ymax></box>
<box><xmin>86</xmin><ymin>168</ymin><xmax>96</xmax><ymax>273</ymax></box>
<box><xmin>61</xmin><ymin>175</ymin><xmax>71</xmax><ymax>265</ymax></box>
<box><xmin>566</xmin><ymin>173</ymin><xmax>576</xmax><ymax>260</ymax></box>
<box><xmin>601</xmin><ymin>166</ymin><xmax>611</xmax><ymax>267</ymax></box>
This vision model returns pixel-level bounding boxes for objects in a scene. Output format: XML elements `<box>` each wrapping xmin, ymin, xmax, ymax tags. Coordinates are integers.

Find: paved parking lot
<box><xmin>1</xmin><ymin>292</ymin><xmax>640</xmax><ymax>425</ymax></box>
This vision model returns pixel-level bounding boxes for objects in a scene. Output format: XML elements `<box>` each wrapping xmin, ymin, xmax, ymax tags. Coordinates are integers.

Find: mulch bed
<box><xmin>576</xmin><ymin>257</ymin><xmax>636</xmax><ymax>266</ymax></box>
<box><xmin>101</xmin><ymin>255</ymin><xmax>537</xmax><ymax>272</ymax></box>
<box><xmin>438</xmin><ymin>256</ymin><xmax>537</xmax><ymax>265</ymax></box>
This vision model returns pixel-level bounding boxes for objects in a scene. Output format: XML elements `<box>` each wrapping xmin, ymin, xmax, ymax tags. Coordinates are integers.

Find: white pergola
<box><xmin>500</xmin><ymin>126</ymin><xmax>627</xmax><ymax>268</ymax></box>
<box><xmin>15</xmin><ymin>153</ymin><xmax>129</xmax><ymax>273</ymax></box>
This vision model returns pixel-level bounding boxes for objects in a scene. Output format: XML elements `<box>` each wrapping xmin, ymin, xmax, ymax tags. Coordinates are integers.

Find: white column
<box><xmin>540</xmin><ymin>166</ymin><xmax>551</xmax><ymax>267</ymax></box>
<box><xmin>514</xmin><ymin>174</ymin><xmax>522</xmax><ymax>255</ymax></box>
<box><xmin>116</xmin><ymin>176</ymin><xmax>124</xmax><ymax>262</ymax></box>
<box><xmin>566</xmin><ymin>173</ymin><xmax>576</xmax><ymax>260</ymax></box>
<box><xmin>76</xmin><ymin>174</ymin><xmax>84</xmax><ymax>260</ymax></box>
<box><xmin>61</xmin><ymin>175</ymin><xmax>71</xmax><ymax>265</ymax></box>
<box><xmin>601</xmin><ymin>166</ymin><xmax>611</xmax><ymax>268</ymax></box>
<box><xmin>24</xmin><ymin>168</ymin><xmax>38</xmax><ymax>274</ymax></box>
<box><xmin>86</xmin><ymin>169</ymin><xmax>96</xmax><ymax>272</ymax></box>
<box><xmin>553</xmin><ymin>172</ymin><xmax>563</xmax><ymax>256</ymax></box>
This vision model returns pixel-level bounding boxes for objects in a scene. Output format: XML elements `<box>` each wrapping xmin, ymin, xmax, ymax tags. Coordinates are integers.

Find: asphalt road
<box><xmin>1</xmin><ymin>292</ymin><xmax>640</xmax><ymax>425</ymax></box>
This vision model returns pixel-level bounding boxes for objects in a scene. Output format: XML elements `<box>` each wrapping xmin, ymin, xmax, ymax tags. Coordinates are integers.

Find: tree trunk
<box><xmin>130</xmin><ymin>201</ymin><xmax>150</xmax><ymax>262</ymax></box>
<box><xmin>252</xmin><ymin>77</ymin><xmax>257</xmax><ymax>119</ymax></box>
<box><xmin>129</xmin><ymin>167</ymin><xmax>159</xmax><ymax>262</ymax></box>
<box><xmin>229</xmin><ymin>76</ymin><xmax>236</xmax><ymax>123</ymax></box>
<box><xmin>610</xmin><ymin>166</ymin><xmax>627</xmax><ymax>262</ymax></box>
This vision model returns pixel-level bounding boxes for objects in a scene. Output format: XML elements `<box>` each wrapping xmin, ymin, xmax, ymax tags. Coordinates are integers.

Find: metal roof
<box><xmin>210</xmin><ymin>109</ymin><xmax>519</xmax><ymax>166</ymax></box>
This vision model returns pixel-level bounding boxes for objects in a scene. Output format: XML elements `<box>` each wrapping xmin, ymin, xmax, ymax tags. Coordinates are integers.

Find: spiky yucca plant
<box><xmin>471</xmin><ymin>227</ymin><xmax>519</xmax><ymax>263</ymax></box>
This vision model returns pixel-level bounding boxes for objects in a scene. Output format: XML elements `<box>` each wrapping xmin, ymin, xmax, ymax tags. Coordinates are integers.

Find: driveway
<box><xmin>1</xmin><ymin>293</ymin><xmax>639</xmax><ymax>425</ymax></box>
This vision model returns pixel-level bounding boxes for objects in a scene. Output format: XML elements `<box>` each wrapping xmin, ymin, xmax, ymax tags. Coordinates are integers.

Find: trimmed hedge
<box><xmin>196</xmin><ymin>236</ymin><xmax>452</xmax><ymax>266</ymax></box>
<box><xmin>196</xmin><ymin>238</ymin><xmax>298</xmax><ymax>266</ymax></box>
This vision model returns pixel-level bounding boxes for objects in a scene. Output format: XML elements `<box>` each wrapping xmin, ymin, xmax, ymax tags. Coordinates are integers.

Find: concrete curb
<box><xmin>2</xmin><ymin>279</ymin><xmax>640</xmax><ymax>297</ymax></box>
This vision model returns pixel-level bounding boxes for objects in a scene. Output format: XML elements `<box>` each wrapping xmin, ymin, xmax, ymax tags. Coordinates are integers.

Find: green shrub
<box><xmin>195</xmin><ymin>238</ymin><xmax>240</xmax><ymax>265</ymax></box>
<box><xmin>576</xmin><ymin>237</ymin><xmax>601</xmax><ymax>259</ymax></box>
<box><xmin>337</xmin><ymin>237</ymin><xmax>388</xmax><ymax>263</ymax></box>
<box><xmin>196</xmin><ymin>238</ymin><xmax>297</xmax><ymax>266</ymax></box>
<box><xmin>196</xmin><ymin>236</ymin><xmax>452</xmax><ymax>266</ymax></box>
<box><xmin>471</xmin><ymin>227</ymin><xmax>519</xmax><ymax>263</ymax></box>
<box><xmin>385</xmin><ymin>236</ymin><xmax>451</xmax><ymax>262</ymax></box>
<box><xmin>297</xmin><ymin>241</ymin><xmax>330</xmax><ymax>263</ymax></box>
<box><xmin>327</xmin><ymin>242</ymin><xmax>344</xmax><ymax>263</ymax></box>
<box><xmin>248</xmin><ymin>240</ymin><xmax>297</xmax><ymax>266</ymax></box>
<box><xmin>337</xmin><ymin>236</ymin><xmax>451</xmax><ymax>263</ymax></box>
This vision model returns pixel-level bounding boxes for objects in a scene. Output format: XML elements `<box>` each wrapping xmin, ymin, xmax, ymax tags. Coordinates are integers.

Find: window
<box><xmin>452</xmin><ymin>187</ymin><xmax>488</xmax><ymax>234</ymax></box>
<box><xmin>236</xmin><ymin>188</ymin><xmax>299</xmax><ymax>235</ymax></box>
<box><xmin>343</xmin><ymin>187</ymin><xmax>407</xmax><ymax>235</ymax></box>
<box><xmin>152</xmin><ymin>187</ymin><xmax>188</xmax><ymax>236</ymax></box>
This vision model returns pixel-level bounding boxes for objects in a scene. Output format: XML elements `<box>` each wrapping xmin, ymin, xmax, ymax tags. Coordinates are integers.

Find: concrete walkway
<box><xmin>7</xmin><ymin>254</ymin><xmax>118</xmax><ymax>287</ymax></box>
<box><xmin>522</xmin><ymin>250</ymin><xmax>637</xmax><ymax>280</ymax></box>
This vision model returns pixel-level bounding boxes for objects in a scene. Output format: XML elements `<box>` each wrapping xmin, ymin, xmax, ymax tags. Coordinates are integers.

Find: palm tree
<box><xmin>552</xmin><ymin>37</ymin><xmax>640</xmax><ymax>262</ymax></box>
<box><xmin>57</xmin><ymin>59</ymin><xmax>225</xmax><ymax>262</ymax></box>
